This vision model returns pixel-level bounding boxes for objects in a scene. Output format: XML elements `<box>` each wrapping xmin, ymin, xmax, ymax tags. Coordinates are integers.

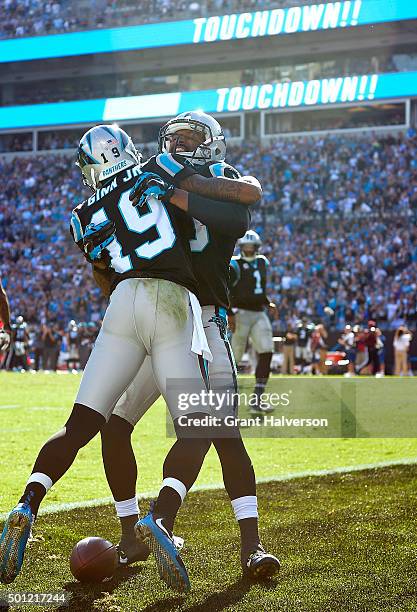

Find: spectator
<box><xmin>0</xmin><ymin>0</ymin><xmax>372</xmax><ymax>41</ymax></box>
<box><xmin>0</xmin><ymin>130</ymin><xmax>416</xmax><ymax>346</ymax></box>
<box><xmin>33</xmin><ymin>325</ymin><xmax>44</xmax><ymax>370</ymax></box>
<box><xmin>393</xmin><ymin>325</ymin><xmax>412</xmax><ymax>376</ymax></box>
<box><xmin>281</xmin><ymin>324</ymin><xmax>296</xmax><ymax>374</ymax></box>
<box><xmin>311</xmin><ymin>323</ymin><xmax>328</xmax><ymax>375</ymax></box>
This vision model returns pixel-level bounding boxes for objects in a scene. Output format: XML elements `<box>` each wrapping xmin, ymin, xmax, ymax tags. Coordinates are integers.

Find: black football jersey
<box><xmin>186</xmin><ymin>160</ymin><xmax>242</xmax><ymax>309</ymax></box>
<box><xmin>229</xmin><ymin>254</ymin><xmax>269</xmax><ymax>311</ymax></box>
<box><xmin>296</xmin><ymin>323</ymin><xmax>315</xmax><ymax>347</ymax></box>
<box><xmin>70</xmin><ymin>159</ymin><xmax>197</xmax><ymax>296</ymax></box>
<box><xmin>14</xmin><ymin>324</ymin><xmax>27</xmax><ymax>342</ymax></box>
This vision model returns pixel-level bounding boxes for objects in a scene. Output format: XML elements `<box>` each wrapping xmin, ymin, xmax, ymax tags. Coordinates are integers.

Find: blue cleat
<box><xmin>135</xmin><ymin>508</ymin><xmax>190</xmax><ymax>593</ymax></box>
<box><xmin>0</xmin><ymin>503</ymin><xmax>33</xmax><ymax>584</ymax></box>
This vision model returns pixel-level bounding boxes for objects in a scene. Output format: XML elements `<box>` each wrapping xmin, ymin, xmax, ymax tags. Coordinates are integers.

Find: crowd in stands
<box><xmin>231</xmin><ymin>130</ymin><xmax>417</xmax><ymax>331</ymax></box>
<box><xmin>2</xmin><ymin>0</ymin><xmax>341</xmax><ymax>40</ymax></box>
<box><xmin>1</xmin><ymin>131</ymin><xmax>416</xmax><ymax>336</ymax></box>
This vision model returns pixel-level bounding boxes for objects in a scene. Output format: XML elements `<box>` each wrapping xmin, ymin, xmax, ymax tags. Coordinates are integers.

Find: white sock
<box><xmin>114</xmin><ymin>496</ymin><xmax>139</xmax><ymax>518</ymax></box>
<box><xmin>161</xmin><ymin>478</ymin><xmax>187</xmax><ymax>502</ymax></box>
<box><xmin>26</xmin><ymin>472</ymin><xmax>53</xmax><ymax>493</ymax></box>
<box><xmin>231</xmin><ymin>495</ymin><xmax>258</xmax><ymax>521</ymax></box>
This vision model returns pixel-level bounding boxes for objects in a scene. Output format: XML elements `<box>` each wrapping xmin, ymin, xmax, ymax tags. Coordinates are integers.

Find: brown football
<box><xmin>69</xmin><ymin>537</ymin><xmax>118</xmax><ymax>582</ymax></box>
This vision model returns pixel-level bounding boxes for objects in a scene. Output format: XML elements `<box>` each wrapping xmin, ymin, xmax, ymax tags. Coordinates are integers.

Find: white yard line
<box><xmin>1</xmin><ymin>456</ymin><xmax>414</xmax><ymax>520</ymax></box>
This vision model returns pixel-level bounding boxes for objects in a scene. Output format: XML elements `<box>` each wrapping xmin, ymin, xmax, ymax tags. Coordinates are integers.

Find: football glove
<box><xmin>83</xmin><ymin>220</ymin><xmax>116</xmax><ymax>261</ymax></box>
<box><xmin>129</xmin><ymin>172</ymin><xmax>176</xmax><ymax>208</ymax></box>
<box><xmin>0</xmin><ymin>328</ymin><xmax>11</xmax><ymax>352</ymax></box>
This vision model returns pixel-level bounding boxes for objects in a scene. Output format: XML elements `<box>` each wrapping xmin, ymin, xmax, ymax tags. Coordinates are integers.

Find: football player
<box><xmin>229</xmin><ymin>230</ymin><xmax>275</xmax><ymax>412</ymax></box>
<box><xmin>0</xmin><ymin>278</ymin><xmax>11</xmax><ymax>355</ymax></box>
<box><xmin>4</xmin><ymin>316</ymin><xmax>29</xmax><ymax>371</ymax></box>
<box><xmin>295</xmin><ymin>316</ymin><xmax>315</xmax><ymax>372</ymax></box>
<box><xmin>96</xmin><ymin>113</ymin><xmax>279</xmax><ymax>588</ymax></box>
<box><xmin>0</xmin><ymin>123</ymin><xmax>261</xmax><ymax>588</ymax></box>
<box><xmin>66</xmin><ymin>320</ymin><xmax>80</xmax><ymax>371</ymax></box>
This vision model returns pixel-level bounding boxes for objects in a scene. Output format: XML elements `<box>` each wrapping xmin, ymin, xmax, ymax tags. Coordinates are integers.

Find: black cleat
<box><xmin>117</xmin><ymin>537</ymin><xmax>150</xmax><ymax>566</ymax></box>
<box><xmin>243</xmin><ymin>546</ymin><xmax>280</xmax><ymax>580</ymax></box>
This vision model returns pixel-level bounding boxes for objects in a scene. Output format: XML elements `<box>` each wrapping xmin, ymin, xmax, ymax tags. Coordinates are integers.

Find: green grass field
<box><xmin>1</xmin><ymin>372</ymin><xmax>417</xmax><ymax>514</ymax></box>
<box><xmin>1</xmin><ymin>465</ymin><xmax>417</xmax><ymax>611</ymax></box>
<box><xmin>1</xmin><ymin>372</ymin><xmax>417</xmax><ymax>610</ymax></box>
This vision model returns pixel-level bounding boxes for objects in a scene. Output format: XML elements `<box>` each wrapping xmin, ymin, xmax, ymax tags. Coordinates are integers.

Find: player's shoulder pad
<box><xmin>230</xmin><ymin>255</ymin><xmax>241</xmax><ymax>268</ymax></box>
<box><xmin>257</xmin><ymin>254</ymin><xmax>269</xmax><ymax>266</ymax></box>
<box><xmin>155</xmin><ymin>152</ymin><xmax>194</xmax><ymax>178</ymax></box>
<box><xmin>207</xmin><ymin>161</ymin><xmax>241</xmax><ymax>180</ymax></box>
<box><xmin>140</xmin><ymin>155</ymin><xmax>157</xmax><ymax>172</ymax></box>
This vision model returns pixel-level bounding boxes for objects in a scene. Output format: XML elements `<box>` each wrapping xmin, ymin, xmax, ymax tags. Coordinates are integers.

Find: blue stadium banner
<box><xmin>1</xmin><ymin>71</ymin><xmax>417</xmax><ymax>130</ymax></box>
<box><xmin>1</xmin><ymin>0</ymin><xmax>417</xmax><ymax>63</ymax></box>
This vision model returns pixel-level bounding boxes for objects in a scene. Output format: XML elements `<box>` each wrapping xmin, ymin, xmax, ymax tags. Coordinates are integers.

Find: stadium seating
<box><xmin>0</xmin><ymin>130</ymin><xmax>416</xmax><ymax>332</ymax></box>
<box><xmin>1</xmin><ymin>0</ymin><xmax>344</xmax><ymax>40</ymax></box>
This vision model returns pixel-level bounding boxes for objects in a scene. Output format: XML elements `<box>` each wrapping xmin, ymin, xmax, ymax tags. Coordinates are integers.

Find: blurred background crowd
<box><xmin>0</xmin><ymin>0</ymin><xmax>359</xmax><ymax>40</ymax></box>
<box><xmin>1</xmin><ymin>130</ymin><xmax>416</xmax><ymax>371</ymax></box>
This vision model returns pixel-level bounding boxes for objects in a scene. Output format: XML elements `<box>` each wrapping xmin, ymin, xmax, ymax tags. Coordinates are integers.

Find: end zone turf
<box><xmin>0</xmin><ymin>464</ymin><xmax>416</xmax><ymax>611</ymax></box>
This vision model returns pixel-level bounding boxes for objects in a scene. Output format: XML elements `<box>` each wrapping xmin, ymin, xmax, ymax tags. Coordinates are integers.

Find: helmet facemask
<box><xmin>238</xmin><ymin>230</ymin><xmax>262</xmax><ymax>261</ymax></box>
<box><xmin>241</xmin><ymin>244</ymin><xmax>258</xmax><ymax>261</ymax></box>
<box><xmin>159</xmin><ymin>117</ymin><xmax>226</xmax><ymax>165</ymax></box>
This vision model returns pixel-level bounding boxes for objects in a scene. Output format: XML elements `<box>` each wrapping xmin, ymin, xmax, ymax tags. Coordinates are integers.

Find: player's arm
<box><xmin>130</xmin><ymin>174</ymin><xmax>250</xmax><ymax>238</ymax></box>
<box><xmin>92</xmin><ymin>264</ymin><xmax>113</xmax><ymax>298</ymax></box>
<box><xmin>178</xmin><ymin>173</ymin><xmax>261</xmax><ymax>206</ymax></box>
<box><xmin>138</xmin><ymin>154</ymin><xmax>262</xmax><ymax>206</ymax></box>
<box><xmin>0</xmin><ymin>277</ymin><xmax>11</xmax><ymax>330</ymax></box>
<box><xmin>70</xmin><ymin>209</ymin><xmax>114</xmax><ymax>298</ymax></box>
<box><xmin>170</xmin><ymin>190</ymin><xmax>250</xmax><ymax>238</ymax></box>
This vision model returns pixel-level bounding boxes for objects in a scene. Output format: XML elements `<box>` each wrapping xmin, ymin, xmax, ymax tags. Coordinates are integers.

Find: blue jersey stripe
<box><xmin>156</xmin><ymin>153</ymin><xmax>184</xmax><ymax>177</ymax></box>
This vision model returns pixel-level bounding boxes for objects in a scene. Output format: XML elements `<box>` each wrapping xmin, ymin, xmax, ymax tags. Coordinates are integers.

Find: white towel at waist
<box><xmin>188</xmin><ymin>291</ymin><xmax>213</xmax><ymax>363</ymax></box>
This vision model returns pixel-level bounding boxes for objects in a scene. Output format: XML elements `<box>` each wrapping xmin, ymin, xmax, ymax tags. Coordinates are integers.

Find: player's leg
<box><xmin>148</xmin><ymin>306</ymin><xmax>279</xmax><ymax>579</ymax></box>
<box><xmin>136</xmin><ymin>283</ymin><xmax>213</xmax><ymax>591</ymax></box>
<box><xmin>1</xmin><ymin>280</ymin><xmax>148</xmax><ymax>583</ymax></box>
<box><xmin>250</xmin><ymin>311</ymin><xmax>274</xmax><ymax>412</ymax></box>
<box><xmin>101</xmin><ymin>356</ymin><xmax>160</xmax><ymax>564</ymax></box>
<box><xmin>231</xmin><ymin>310</ymin><xmax>252</xmax><ymax>365</ymax></box>
<box><xmin>207</xmin><ymin>309</ymin><xmax>279</xmax><ymax>577</ymax></box>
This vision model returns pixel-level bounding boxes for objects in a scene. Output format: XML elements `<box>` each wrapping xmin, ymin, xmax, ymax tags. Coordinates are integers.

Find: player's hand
<box><xmin>83</xmin><ymin>220</ymin><xmax>116</xmax><ymax>261</ymax></box>
<box><xmin>228</xmin><ymin>314</ymin><xmax>236</xmax><ymax>334</ymax></box>
<box><xmin>0</xmin><ymin>328</ymin><xmax>11</xmax><ymax>352</ymax></box>
<box><xmin>130</xmin><ymin>172</ymin><xmax>175</xmax><ymax>207</ymax></box>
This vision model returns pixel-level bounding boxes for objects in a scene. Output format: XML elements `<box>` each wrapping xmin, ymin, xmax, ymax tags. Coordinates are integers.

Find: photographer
<box><xmin>356</xmin><ymin>320</ymin><xmax>381</xmax><ymax>376</ymax></box>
